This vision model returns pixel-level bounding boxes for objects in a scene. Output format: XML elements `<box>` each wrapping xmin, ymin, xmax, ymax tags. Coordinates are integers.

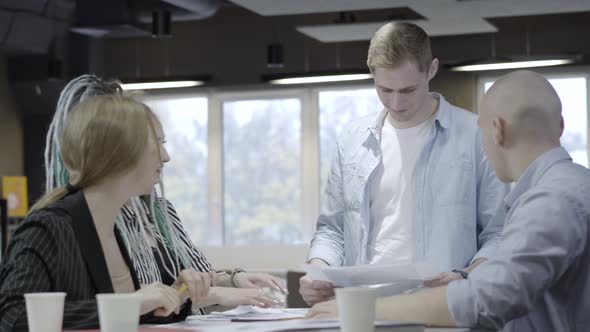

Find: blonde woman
<box><xmin>0</xmin><ymin>96</ymin><xmax>215</xmax><ymax>331</ymax></box>
<box><xmin>44</xmin><ymin>75</ymin><xmax>286</xmax><ymax>312</ymax></box>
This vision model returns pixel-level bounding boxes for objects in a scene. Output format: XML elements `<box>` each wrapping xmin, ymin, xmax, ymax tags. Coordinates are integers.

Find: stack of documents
<box><xmin>303</xmin><ymin>263</ymin><xmax>441</xmax><ymax>286</ymax></box>
<box><xmin>303</xmin><ymin>263</ymin><xmax>442</xmax><ymax>296</ymax></box>
<box><xmin>202</xmin><ymin>305</ymin><xmax>307</xmax><ymax>322</ymax></box>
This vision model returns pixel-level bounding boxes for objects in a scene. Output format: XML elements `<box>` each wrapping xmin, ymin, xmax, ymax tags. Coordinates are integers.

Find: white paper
<box><xmin>368</xmin><ymin>280</ymin><xmax>423</xmax><ymax>297</ymax></box>
<box><xmin>192</xmin><ymin>306</ymin><xmax>307</xmax><ymax>322</ymax></box>
<box><xmin>262</xmin><ymin>319</ymin><xmax>423</xmax><ymax>331</ymax></box>
<box><xmin>303</xmin><ymin>263</ymin><xmax>441</xmax><ymax>287</ymax></box>
<box><xmin>156</xmin><ymin>319</ymin><xmax>423</xmax><ymax>332</ymax></box>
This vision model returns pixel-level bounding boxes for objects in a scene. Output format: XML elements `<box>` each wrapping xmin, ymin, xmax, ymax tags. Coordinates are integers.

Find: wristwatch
<box><xmin>452</xmin><ymin>269</ymin><xmax>469</xmax><ymax>279</ymax></box>
<box><xmin>230</xmin><ymin>268</ymin><xmax>246</xmax><ymax>287</ymax></box>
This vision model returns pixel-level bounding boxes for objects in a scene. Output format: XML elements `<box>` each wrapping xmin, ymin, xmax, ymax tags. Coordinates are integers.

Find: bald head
<box><xmin>479</xmin><ymin>70</ymin><xmax>563</xmax><ymax>182</ymax></box>
<box><xmin>481</xmin><ymin>70</ymin><xmax>562</xmax><ymax>143</ymax></box>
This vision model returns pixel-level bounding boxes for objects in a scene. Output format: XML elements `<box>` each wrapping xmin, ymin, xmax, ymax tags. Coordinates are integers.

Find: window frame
<box><xmin>211</xmin><ymin>89</ymin><xmax>308</xmax><ymax>245</ymax></box>
<box><xmin>139</xmin><ymin>84</ymin><xmax>380</xmax><ymax>247</ymax></box>
<box><xmin>137</xmin><ymin>92</ymin><xmax>212</xmax><ymax>243</ymax></box>
<box><xmin>137</xmin><ymin>67</ymin><xmax>590</xmax><ymax>269</ymax></box>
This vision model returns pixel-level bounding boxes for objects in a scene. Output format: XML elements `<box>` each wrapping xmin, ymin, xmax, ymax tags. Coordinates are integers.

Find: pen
<box><xmin>176</xmin><ymin>283</ymin><xmax>189</xmax><ymax>295</ymax></box>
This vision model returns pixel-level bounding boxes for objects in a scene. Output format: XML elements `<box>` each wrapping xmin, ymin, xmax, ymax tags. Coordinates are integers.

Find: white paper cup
<box><xmin>96</xmin><ymin>293</ymin><xmax>141</xmax><ymax>332</ymax></box>
<box><xmin>24</xmin><ymin>292</ymin><xmax>66</xmax><ymax>332</ymax></box>
<box><xmin>335</xmin><ymin>287</ymin><xmax>377</xmax><ymax>332</ymax></box>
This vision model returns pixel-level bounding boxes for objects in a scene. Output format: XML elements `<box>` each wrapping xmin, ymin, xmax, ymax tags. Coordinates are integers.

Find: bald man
<box><xmin>307</xmin><ymin>70</ymin><xmax>590</xmax><ymax>332</ymax></box>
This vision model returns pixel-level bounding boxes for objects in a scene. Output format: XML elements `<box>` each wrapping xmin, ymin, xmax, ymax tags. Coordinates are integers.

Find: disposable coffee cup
<box><xmin>24</xmin><ymin>292</ymin><xmax>66</xmax><ymax>332</ymax></box>
<box><xmin>96</xmin><ymin>293</ymin><xmax>142</xmax><ymax>332</ymax></box>
<box><xmin>335</xmin><ymin>287</ymin><xmax>377</xmax><ymax>332</ymax></box>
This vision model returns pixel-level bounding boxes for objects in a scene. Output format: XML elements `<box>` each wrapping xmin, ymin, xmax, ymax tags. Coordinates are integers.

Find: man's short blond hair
<box><xmin>367</xmin><ymin>22</ymin><xmax>433</xmax><ymax>73</ymax></box>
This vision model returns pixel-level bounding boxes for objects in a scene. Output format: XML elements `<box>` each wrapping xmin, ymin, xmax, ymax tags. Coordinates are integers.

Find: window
<box><xmin>222</xmin><ymin>98</ymin><xmax>302</xmax><ymax>244</ymax></box>
<box><xmin>542</xmin><ymin>78</ymin><xmax>587</xmax><ymax>167</ymax></box>
<box><xmin>318</xmin><ymin>88</ymin><xmax>381</xmax><ymax>191</ymax></box>
<box><xmin>136</xmin><ymin>73</ymin><xmax>589</xmax><ymax>251</ymax></box>
<box><xmin>484</xmin><ymin>76</ymin><xmax>588</xmax><ymax>167</ymax></box>
<box><xmin>138</xmin><ymin>73</ymin><xmax>587</xmax><ymax>250</ymax></box>
<box><xmin>141</xmin><ymin>96</ymin><xmax>209</xmax><ymax>244</ymax></box>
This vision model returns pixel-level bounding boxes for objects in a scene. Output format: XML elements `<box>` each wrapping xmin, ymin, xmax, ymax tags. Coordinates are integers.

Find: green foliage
<box><xmin>223</xmin><ymin>99</ymin><xmax>302</xmax><ymax>245</ymax></box>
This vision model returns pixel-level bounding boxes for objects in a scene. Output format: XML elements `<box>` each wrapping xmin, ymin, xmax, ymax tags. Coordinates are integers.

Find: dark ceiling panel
<box><xmin>0</xmin><ymin>0</ymin><xmax>46</xmax><ymax>13</ymax></box>
<box><xmin>0</xmin><ymin>9</ymin><xmax>11</xmax><ymax>41</ymax></box>
<box><xmin>3</xmin><ymin>12</ymin><xmax>55</xmax><ymax>54</ymax></box>
<box><xmin>46</xmin><ymin>0</ymin><xmax>76</xmax><ymax>20</ymax></box>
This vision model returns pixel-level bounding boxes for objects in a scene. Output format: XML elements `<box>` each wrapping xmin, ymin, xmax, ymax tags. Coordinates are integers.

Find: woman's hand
<box><xmin>172</xmin><ymin>269</ymin><xmax>217</xmax><ymax>305</ymax></box>
<box><xmin>135</xmin><ymin>282</ymin><xmax>181</xmax><ymax>316</ymax></box>
<box><xmin>233</xmin><ymin>272</ymin><xmax>288</xmax><ymax>294</ymax></box>
<box><xmin>205</xmin><ymin>286</ymin><xmax>284</xmax><ymax>308</ymax></box>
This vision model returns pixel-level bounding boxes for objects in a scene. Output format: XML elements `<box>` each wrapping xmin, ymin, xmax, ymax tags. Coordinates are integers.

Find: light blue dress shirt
<box><xmin>448</xmin><ymin>147</ymin><xmax>590</xmax><ymax>331</ymax></box>
<box><xmin>308</xmin><ymin>94</ymin><xmax>509</xmax><ymax>272</ymax></box>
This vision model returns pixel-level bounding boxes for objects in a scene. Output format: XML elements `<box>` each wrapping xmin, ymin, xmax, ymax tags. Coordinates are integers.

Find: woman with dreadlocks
<box><xmin>44</xmin><ymin>75</ymin><xmax>286</xmax><ymax>314</ymax></box>
<box><xmin>0</xmin><ymin>95</ymin><xmax>213</xmax><ymax>331</ymax></box>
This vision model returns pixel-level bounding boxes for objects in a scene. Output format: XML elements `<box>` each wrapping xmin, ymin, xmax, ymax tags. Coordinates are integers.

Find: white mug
<box><xmin>335</xmin><ymin>287</ymin><xmax>377</xmax><ymax>332</ymax></box>
<box><xmin>96</xmin><ymin>293</ymin><xmax>142</xmax><ymax>332</ymax></box>
<box><xmin>24</xmin><ymin>292</ymin><xmax>67</xmax><ymax>332</ymax></box>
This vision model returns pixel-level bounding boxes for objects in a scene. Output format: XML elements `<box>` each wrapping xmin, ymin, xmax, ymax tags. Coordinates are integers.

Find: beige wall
<box><xmin>0</xmin><ymin>58</ymin><xmax>24</xmax><ymax>177</ymax></box>
<box><xmin>431</xmin><ymin>71</ymin><xmax>477</xmax><ymax>112</ymax></box>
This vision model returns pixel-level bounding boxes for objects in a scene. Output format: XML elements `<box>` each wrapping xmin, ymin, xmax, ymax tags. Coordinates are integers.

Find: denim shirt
<box><xmin>308</xmin><ymin>94</ymin><xmax>509</xmax><ymax>272</ymax></box>
<box><xmin>447</xmin><ymin>147</ymin><xmax>590</xmax><ymax>332</ymax></box>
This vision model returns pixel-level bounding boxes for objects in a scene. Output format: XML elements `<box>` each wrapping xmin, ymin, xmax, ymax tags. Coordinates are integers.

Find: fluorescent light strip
<box><xmin>269</xmin><ymin>73</ymin><xmax>373</xmax><ymax>85</ymax></box>
<box><xmin>451</xmin><ymin>59</ymin><xmax>575</xmax><ymax>72</ymax></box>
<box><xmin>121</xmin><ymin>80</ymin><xmax>204</xmax><ymax>90</ymax></box>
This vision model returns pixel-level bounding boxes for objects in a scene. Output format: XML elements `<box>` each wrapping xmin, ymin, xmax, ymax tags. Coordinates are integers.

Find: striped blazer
<box><xmin>0</xmin><ymin>191</ymin><xmax>190</xmax><ymax>332</ymax></box>
<box><xmin>120</xmin><ymin>199</ymin><xmax>214</xmax><ymax>315</ymax></box>
<box><xmin>120</xmin><ymin>199</ymin><xmax>215</xmax><ymax>280</ymax></box>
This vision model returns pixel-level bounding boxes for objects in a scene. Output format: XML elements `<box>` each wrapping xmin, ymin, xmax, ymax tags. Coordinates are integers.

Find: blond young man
<box><xmin>308</xmin><ymin>70</ymin><xmax>590</xmax><ymax>332</ymax></box>
<box><xmin>300</xmin><ymin>22</ymin><xmax>509</xmax><ymax>305</ymax></box>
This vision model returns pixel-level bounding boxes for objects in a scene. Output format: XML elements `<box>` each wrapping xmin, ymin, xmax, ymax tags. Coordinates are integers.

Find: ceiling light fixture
<box><xmin>267</xmin><ymin>43</ymin><xmax>284</xmax><ymax>68</ymax></box>
<box><xmin>120</xmin><ymin>76</ymin><xmax>210</xmax><ymax>91</ymax></box>
<box><xmin>449</xmin><ymin>57</ymin><xmax>578</xmax><ymax>72</ymax></box>
<box><xmin>152</xmin><ymin>10</ymin><xmax>172</xmax><ymax>37</ymax></box>
<box><xmin>448</xmin><ymin>25</ymin><xmax>581</xmax><ymax>72</ymax></box>
<box><xmin>263</xmin><ymin>70</ymin><xmax>372</xmax><ymax>85</ymax></box>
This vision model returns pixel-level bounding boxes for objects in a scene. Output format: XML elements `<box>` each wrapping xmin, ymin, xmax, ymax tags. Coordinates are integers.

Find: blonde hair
<box><xmin>367</xmin><ymin>22</ymin><xmax>432</xmax><ymax>72</ymax></box>
<box><xmin>31</xmin><ymin>95</ymin><xmax>153</xmax><ymax>211</ymax></box>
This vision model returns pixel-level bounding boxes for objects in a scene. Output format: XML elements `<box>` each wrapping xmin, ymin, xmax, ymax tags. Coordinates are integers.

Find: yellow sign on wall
<box><xmin>1</xmin><ymin>176</ymin><xmax>28</xmax><ymax>217</ymax></box>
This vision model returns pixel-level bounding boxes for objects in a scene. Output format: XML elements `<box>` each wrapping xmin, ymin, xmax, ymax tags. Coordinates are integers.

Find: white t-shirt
<box><xmin>368</xmin><ymin>113</ymin><xmax>436</xmax><ymax>265</ymax></box>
